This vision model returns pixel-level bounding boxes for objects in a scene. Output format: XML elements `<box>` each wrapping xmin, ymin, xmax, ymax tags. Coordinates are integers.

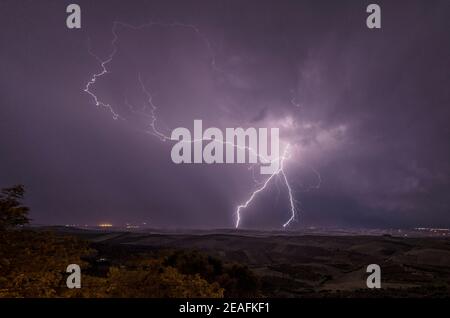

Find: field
<box><xmin>51</xmin><ymin>227</ymin><xmax>450</xmax><ymax>297</ymax></box>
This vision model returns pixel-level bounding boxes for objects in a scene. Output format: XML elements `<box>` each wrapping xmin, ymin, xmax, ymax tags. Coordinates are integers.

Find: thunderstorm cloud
<box><xmin>0</xmin><ymin>0</ymin><xmax>449</xmax><ymax>228</ymax></box>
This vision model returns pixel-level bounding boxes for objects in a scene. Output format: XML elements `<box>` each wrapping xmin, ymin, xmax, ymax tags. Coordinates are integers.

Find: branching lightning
<box><xmin>83</xmin><ymin>20</ymin><xmax>315</xmax><ymax>229</ymax></box>
<box><xmin>235</xmin><ymin>144</ymin><xmax>299</xmax><ymax>228</ymax></box>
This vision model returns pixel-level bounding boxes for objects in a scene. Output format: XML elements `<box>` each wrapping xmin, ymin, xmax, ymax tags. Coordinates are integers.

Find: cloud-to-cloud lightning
<box><xmin>83</xmin><ymin>20</ymin><xmax>303</xmax><ymax>228</ymax></box>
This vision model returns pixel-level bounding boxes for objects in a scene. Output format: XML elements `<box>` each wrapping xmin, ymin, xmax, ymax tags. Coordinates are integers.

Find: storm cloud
<box><xmin>0</xmin><ymin>0</ymin><xmax>449</xmax><ymax>228</ymax></box>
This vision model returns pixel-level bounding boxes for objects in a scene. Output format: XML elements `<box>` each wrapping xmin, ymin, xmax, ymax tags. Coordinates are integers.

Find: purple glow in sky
<box><xmin>0</xmin><ymin>0</ymin><xmax>449</xmax><ymax>229</ymax></box>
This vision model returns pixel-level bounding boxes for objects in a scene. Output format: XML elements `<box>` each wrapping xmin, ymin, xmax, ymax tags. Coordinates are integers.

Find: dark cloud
<box><xmin>0</xmin><ymin>0</ymin><xmax>449</xmax><ymax>228</ymax></box>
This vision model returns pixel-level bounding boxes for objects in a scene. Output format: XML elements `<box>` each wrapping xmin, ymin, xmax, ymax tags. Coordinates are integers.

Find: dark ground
<box><xmin>47</xmin><ymin>227</ymin><xmax>450</xmax><ymax>297</ymax></box>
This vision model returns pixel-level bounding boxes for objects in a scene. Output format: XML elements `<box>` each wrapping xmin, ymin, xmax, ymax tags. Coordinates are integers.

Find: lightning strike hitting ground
<box><xmin>235</xmin><ymin>145</ymin><xmax>298</xmax><ymax>228</ymax></box>
<box><xmin>83</xmin><ymin>20</ymin><xmax>307</xmax><ymax>229</ymax></box>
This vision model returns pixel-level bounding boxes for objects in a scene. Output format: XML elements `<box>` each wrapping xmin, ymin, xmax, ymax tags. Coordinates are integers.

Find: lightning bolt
<box><xmin>84</xmin><ymin>39</ymin><xmax>121</xmax><ymax>120</ymax></box>
<box><xmin>83</xmin><ymin>20</ymin><xmax>313</xmax><ymax>229</ymax></box>
<box><xmin>235</xmin><ymin>144</ymin><xmax>298</xmax><ymax>228</ymax></box>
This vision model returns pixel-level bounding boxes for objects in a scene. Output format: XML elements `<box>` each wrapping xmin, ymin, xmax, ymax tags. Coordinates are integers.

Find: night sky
<box><xmin>0</xmin><ymin>0</ymin><xmax>449</xmax><ymax>229</ymax></box>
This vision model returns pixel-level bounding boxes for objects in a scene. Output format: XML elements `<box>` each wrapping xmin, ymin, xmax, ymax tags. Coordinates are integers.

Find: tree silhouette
<box><xmin>0</xmin><ymin>185</ymin><xmax>30</xmax><ymax>230</ymax></box>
